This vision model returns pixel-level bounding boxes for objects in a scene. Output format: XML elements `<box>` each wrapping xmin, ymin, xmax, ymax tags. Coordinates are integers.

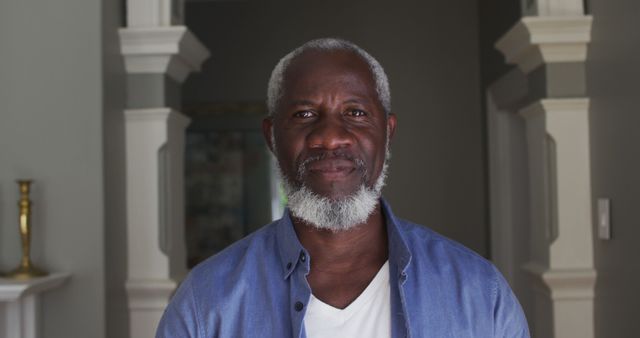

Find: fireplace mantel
<box><xmin>0</xmin><ymin>273</ymin><xmax>70</xmax><ymax>338</ymax></box>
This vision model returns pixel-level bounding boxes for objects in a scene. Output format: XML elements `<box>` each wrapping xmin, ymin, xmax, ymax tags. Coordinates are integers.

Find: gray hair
<box><xmin>266</xmin><ymin>38</ymin><xmax>391</xmax><ymax>117</ymax></box>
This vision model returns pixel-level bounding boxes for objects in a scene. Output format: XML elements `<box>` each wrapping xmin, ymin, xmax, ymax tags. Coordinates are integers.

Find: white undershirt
<box><xmin>303</xmin><ymin>261</ymin><xmax>391</xmax><ymax>338</ymax></box>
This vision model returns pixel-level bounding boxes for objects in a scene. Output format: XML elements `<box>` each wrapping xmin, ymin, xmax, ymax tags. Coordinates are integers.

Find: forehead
<box><xmin>281</xmin><ymin>49</ymin><xmax>378</xmax><ymax>101</ymax></box>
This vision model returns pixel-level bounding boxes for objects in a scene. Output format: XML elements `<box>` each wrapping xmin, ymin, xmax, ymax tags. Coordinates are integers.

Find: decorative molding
<box><xmin>125</xmin><ymin>279</ymin><xmax>177</xmax><ymax>310</ymax></box>
<box><xmin>126</xmin><ymin>279</ymin><xmax>178</xmax><ymax>337</ymax></box>
<box><xmin>518</xmin><ymin>97</ymin><xmax>590</xmax><ymax>119</ymax></box>
<box><xmin>119</xmin><ymin>26</ymin><xmax>210</xmax><ymax>83</ymax></box>
<box><xmin>495</xmin><ymin>16</ymin><xmax>592</xmax><ymax>74</ymax></box>
<box><xmin>523</xmin><ymin>261</ymin><xmax>596</xmax><ymax>338</ymax></box>
<box><xmin>523</xmin><ymin>262</ymin><xmax>596</xmax><ymax>300</ymax></box>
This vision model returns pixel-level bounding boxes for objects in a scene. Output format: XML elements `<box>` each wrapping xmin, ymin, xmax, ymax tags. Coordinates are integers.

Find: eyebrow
<box><xmin>287</xmin><ymin>99</ymin><xmax>316</xmax><ymax>107</ymax></box>
<box><xmin>342</xmin><ymin>98</ymin><xmax>369</xmax><ymax>105</ymax></box>
<box><xmin>287</xmin><ymin>97</ymin><xmax>371</xmax><ymax>107</ymax></box>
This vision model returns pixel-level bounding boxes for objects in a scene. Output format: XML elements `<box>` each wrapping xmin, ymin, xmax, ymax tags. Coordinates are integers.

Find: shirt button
<box><xmin>294</xmin><ymin>301</ymin><xmax>304</xmax><ymax>312</ymax></box>
<box><xmin>299</xmin><ymin>252</ymin><xmax>306</xmax><ymax>262</ymax></box>
<box><xmin>286</xmin><ymin>262</ymin><xmax>292</xmax><ymax>270</ymax></box>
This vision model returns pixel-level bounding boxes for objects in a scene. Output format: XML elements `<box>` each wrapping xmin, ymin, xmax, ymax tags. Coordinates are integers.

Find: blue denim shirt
<box><xmin>157</xmin><ymin>200</ymin><xmax>530</xmax><ymax>338</ymax></box>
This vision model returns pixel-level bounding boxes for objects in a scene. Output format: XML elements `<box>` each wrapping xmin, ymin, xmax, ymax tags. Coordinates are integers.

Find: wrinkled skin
<box><xmin>263</xmin><ymin>49</ymin><xmax>396</xmax><ymax>200</ymax></box>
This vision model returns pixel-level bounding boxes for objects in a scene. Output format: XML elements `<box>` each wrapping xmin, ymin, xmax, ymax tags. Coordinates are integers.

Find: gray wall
<box><xmin>185</xmin><ymin>0</ymin><xmax>487</xmax><ymax>255</ymax></box>
<box><xmin>0</xmin><ymin>0</ymin><xmax>126</xmax><ymax>337</ymax></box>
<box><xmin>478</xmin><ymin>1</ymin><xmax>522</xmax><ymax>89</ymax></box>
<box><xmin>587</xmin><ymin>0</ymin><xmax>640</xmax><ymax>336</ymax></box>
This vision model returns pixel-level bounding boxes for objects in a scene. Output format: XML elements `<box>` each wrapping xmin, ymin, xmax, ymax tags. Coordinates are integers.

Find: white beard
<box><xmin>273</xmin><ymin>133</ymin><xmax>390</xmax><ymax>232</ymax></box>
<box><xmin>280</xmin><ymin>161</ymin><xmax>388</xmax><ymax>232</ymax></box>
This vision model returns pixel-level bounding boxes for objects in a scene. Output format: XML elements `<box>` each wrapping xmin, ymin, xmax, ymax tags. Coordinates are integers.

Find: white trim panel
<box><xmin>124</xmin><ymin>107</ymin><xmax>190</xmax><ymax>282</ymax></box>
<box><xmin>519</xmin><ymin>98</ymin><xmax>595</xmax><ymax>338</ymax></box>
<box><xmin>519</xmin><ymin>98</ymin><xmax>594</xmax><ymax>269</ymax></box>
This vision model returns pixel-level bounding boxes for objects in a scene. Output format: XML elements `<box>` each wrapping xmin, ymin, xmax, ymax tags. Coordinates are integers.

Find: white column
<box><xmin>124</xmin><ymin>108</ymin><xmax>190</xmax><ymax>337</ymax></box>
<box><xmin>127</xmin><ymin>0</ymin><xmax>185</xmax><ymax>27</ymax></box>
<box><xmin>494</xmin><ymin>7</ymin><xmax>595</xmax><ymax>338</ymax></box>
<box><xmin>120</xmin><ymin>1</ymin><xmax>209</xmax><ymax>336</ymax></box>
<box><xmin>519</xmin><ymin>99</ymin><xmax>596</xmax><ymax>338</ymax></box>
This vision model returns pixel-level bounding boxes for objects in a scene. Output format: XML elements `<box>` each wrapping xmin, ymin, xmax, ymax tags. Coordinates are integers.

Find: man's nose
<box><xmin>307</xmin><ymin>116</ymin><xmax>353</xmax><ymax>150</ymax></box>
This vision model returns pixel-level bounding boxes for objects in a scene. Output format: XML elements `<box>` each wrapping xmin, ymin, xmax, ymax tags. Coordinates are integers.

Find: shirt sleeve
<box><xmin>156</xmin><ymin>276</ymin><xmax>202</xmax><ymax>338</ymax></box>
<box><xmin>492</xmin><ymin>265</ymin><xmax>531</xmax><ymax>338</ymax></box>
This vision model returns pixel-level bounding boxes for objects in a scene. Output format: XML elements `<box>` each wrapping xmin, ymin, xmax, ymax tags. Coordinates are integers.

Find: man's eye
<box><xmin>347</xmin><ymin>109</ymin><xmax>367</xmax><ymax>117</ymax></box>
<box><xmin>293</xmin><ymin>110</ymin><xmax>315</xmax><ymax>118</ymax></box>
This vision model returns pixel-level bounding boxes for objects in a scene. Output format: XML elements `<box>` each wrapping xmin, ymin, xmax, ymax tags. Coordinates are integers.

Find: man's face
<box><xmin>263</xmin><ymin>50</ymin><xmax>396</xmax><ymax>201</ymax></box>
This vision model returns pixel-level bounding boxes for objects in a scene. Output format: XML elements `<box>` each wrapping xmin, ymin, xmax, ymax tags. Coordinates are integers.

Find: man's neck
<box><xmin>292</xmin><ymin>203</ymin><xmax>389</xmax><ymax>308</ymax></box>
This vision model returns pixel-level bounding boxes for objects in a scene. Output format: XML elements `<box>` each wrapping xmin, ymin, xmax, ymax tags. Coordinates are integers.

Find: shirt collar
<box><xmin>381</xmin><ymin>198</ymin><xmax>412</xmax><ymax>282</ymax></box>
<box><xmin>276</xmin><ymin>209</ymin><xmax>310</xmax><ymax>279</ymax></box>
<box><xmin>275</xmin><ymin>198</ymin><xmax>412</xmax><ymax>280</ymax></box>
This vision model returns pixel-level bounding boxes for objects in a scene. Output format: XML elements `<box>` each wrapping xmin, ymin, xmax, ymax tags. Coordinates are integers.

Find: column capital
<box><xmin>495</xmin><ymin>16</ymin><xmax>592</xmax><ymax>74</ymax></box>
<box><xmin>119</xmin><ymin>26</ymin><xmax>210</xmax><ymax>83</ymax></box>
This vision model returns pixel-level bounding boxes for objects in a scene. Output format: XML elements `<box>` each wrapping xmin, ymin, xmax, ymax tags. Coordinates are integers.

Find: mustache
<box><xmin>296</xmin><ymin>150</ymin><xmax>368</xmax><ymax>182</ymax></box>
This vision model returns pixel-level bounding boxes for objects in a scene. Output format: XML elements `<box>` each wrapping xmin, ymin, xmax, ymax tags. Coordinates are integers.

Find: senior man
<box><xmin>156</xmin><ymin>38</ymin><xmax>529</xmax><ymax>338</ymax></box>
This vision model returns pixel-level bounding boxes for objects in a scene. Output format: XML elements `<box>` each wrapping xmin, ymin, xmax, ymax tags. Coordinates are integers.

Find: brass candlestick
<box><xmin>6</xmin><ymin>180</ymin><xmax>48</xmax><ymax>280</ymax></box>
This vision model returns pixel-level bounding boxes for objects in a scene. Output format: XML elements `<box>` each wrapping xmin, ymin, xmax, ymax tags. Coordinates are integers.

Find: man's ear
<box><xmin>262</xmin><ymin>117</ymin><xmax>275</xmax><ymax>153</ymax></box>
<box><xmin>387</xmin><ymin>113</ymin><xmax>397</xmax><ymax>140</ymax></box>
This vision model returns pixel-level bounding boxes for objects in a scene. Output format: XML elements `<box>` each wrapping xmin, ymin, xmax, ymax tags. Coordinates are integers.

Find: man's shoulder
<box><xmin>157</xmin><ymin>221</ymin><xmax>289</xmax><ymax>337</ymax></box>
<box><xmin>389</xmin><ymin>218</ymin><xmax>529</xmax><ymax>337</ymax></box>
<box><xmin>393</xmin><ymin>218</ymin><xmax>496</xmax><ymax>276</ymax></box>
<box><xmin>187</xmin><ymin>221</ymin><xmax>280</xmax><ymax>290</ymax></box>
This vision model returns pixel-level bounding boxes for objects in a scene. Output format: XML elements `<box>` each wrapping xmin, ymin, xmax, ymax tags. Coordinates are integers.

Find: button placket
<box><xmin>290</xmin><ymin>270</ymin><xmax>310</xmax><ymax>337</ymax></box>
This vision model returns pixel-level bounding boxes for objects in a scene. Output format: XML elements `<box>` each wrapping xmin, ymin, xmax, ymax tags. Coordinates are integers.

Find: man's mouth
<box><xmin>297</xmin><ymin>152</ymin><xmax>365</xmax><ymax>183</ymax></box>
<box><xmin>306</xmin><ymin>158</ymin><xmax>356</xmax><ymax>179</ymax></box>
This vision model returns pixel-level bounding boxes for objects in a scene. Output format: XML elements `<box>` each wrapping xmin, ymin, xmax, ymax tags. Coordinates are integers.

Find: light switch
<box><xmin>597</xmin><ymin>198</ymin><xmax>611</xmax><ymax>240</ymax></box>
